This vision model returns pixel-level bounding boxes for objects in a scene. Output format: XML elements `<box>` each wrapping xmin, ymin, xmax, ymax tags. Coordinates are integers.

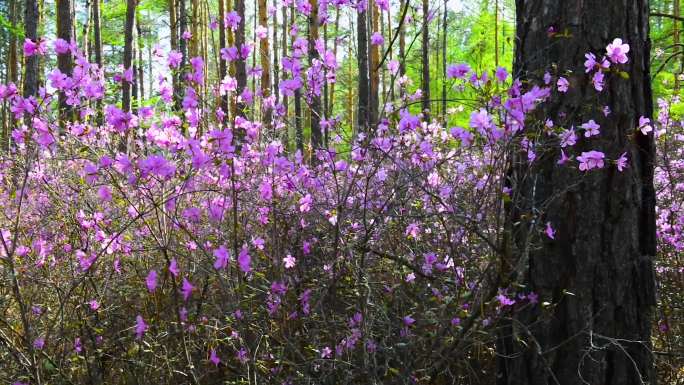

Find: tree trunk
<box><xmin>259</xmin><ymin>0</ymin><xmax>271</xmax><ymax>128</ymax></box>
<box><xmin>420</xmin><ymin>0</ymin><xmax>430</xmax><ymax>117</ymax></box>
<box><xmin>398</xmin><ymin>0</ymin><xmax>405</xmax><ymax>81</ymax></box>
<box><xmin>441</xmin><ymin>0</ymin><xmax>447</xmax><ymax>118</ymax></box>
<box><xmin>498</xmin><ymin>1</ymin><xmax>657</xmax><ymax>385</ymax></box>
<box><xmin>218</xmin><ymin>0</ymin><xmax>228</xmax><ymax>116</ymax></box>
<box><xmin>92</xmin><ymin>0</ymin><xmax>102</xmax><ymax>66</ymax></box>
<box><xmin>356</xmin><ymin>6</ymin><xmax>370</xmax><ymax>133</ymax></box>
<box><xmin>308</xmin><ymin>0</ymin><xmax>321</xmax><ymax>153</ymax></box>
<box><xmin>137</xmin><ymin>16</ymin><xmax>145</xmax><ymax>102</ymax></box>
<box><xmin>369</xmin><ymin>1</ymin><xmax>379</xmax><ymax>127</ymax></box>
<box><xmin>56</xmin><ymin>0</ymin><xmax>73</xmax><ymax>119</ymax></box>
<box><xmin>292</xmin><ymin>5</ymin><xmax>302</xmax><ymax>153</ymax></box>
<box><xmin>122</xmin><ymin>0</ymin><xmax>136</xmax><ymax>112</ymax></box>
<box><xmin>234</xmin><ymin>0</ymin><xmax>247</xmax><ymax>119</ymax></box>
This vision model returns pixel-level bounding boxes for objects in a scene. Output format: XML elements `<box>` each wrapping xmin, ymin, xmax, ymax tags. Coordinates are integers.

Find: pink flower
<box><xmin>89</xmin><ymin>299</ymin><xmax>100</xmax><ymax>311</ymax></box>
<box><xmin>24</xmin><ymin>38</ymin><xmax>47</xmax><ymax>56</ymax></box>
<box><xmin>495</xmin><ymin>67</ymin><xmax>508</xmax><ymax>83</ymax></box>
<box><xmin>370</xmin><ymin>32</ymin><xmax>384</xmax><ymax>46</ymax></box>
<box><xmin>577</xmin><ymin>150</ymin><xmax>605</xmax><ymax>171</ymax></box>
<box><xmin>213</xmin><ymin>246</ymin><xmax>229</xmax><ymax>270</ymax></box>
<box><xmin>545</xmin><ymin>222</ymin><xmax>556</xmax><ymax>239</ymax></box>
<box><xmin>146</xmin><ymin>270</ymin><xmax>158</xmax><ymax>293</ymax></box>
<box><xmin>557</xmin><ymin>77</ymin><xmax>569</xmax><ymax>92</ymax></box>
<box><xmin>638</xmin><ymin>116</ymin><xmax>652</xmax><ymax>135</ymax></box>
<box><xmin>238</xmin><ymin>246</ymin><xmax>251</xmax><ymax>273</ymax></box>
<box><xmin>97</xmin><ymin>186</ymin><xmax>112</xmax><ymax>202</ymax></box>
<box><xmin>581</xmin><ymin>119</ymin><xmax>600</xmax><ymax>137</ymax></box>
<box><xmin>616</xmin><ymin>152</ymin><xmax>628</xmax><ymax>172</ymax></box>
<box><xmin>606</xmin><ymin>38</ymin><xmax>630</xmax><ymax>64</ymax></box>
<box><xmin>181</xmin><ymin>277</ymin><xmax>194</xmax><ymax>301</ymax></box>
<box><xmin>209</xmin><ymin>349</ymin><xmax>221</xmax><ymax>366</ymax></box>
<box><xmin>446</xmin><ymin>63</ymin><xmax>470</xmax><ymax>79</ymax></box>
<box><xmin>169</xmin><ymin>258</ymin><xmax>180</xmax><ymax>277</ymax></box>
<box><xmin>321</xmin><ymin>346</ymin><xmax>332</xmax><ymax>358</ymax></box>
<box><xmin>592</xmin><ymin>70</ymin><xmax>604</xmax><ymax>91</ymax></box>
<box><xmin>168</xmin><ymin>50</ymin><xmax>183</xmax><ymax>68</ymax></box>
<box><xmin>135</xmin><ymin>315</ymin><xmax>147</xmax><ymax>339</ymax></box>
<box><xmin>283</xmin><ymin>254</ymin><xmax>296</xmax><ymax>269</ymax></box>
<box><xmin>54</xmin><ymin>38</ymin><xmax>70</xmax><ymax>54</ymax></box>
<box><xmin>560</xmin><ymin>128</ymin><xmax>577</xmax><ymax>147</ymax></box>
<box><xmin>387</xmin><ymin>60</ymin><xmax>399</xmax><ymax>75</ymax></box>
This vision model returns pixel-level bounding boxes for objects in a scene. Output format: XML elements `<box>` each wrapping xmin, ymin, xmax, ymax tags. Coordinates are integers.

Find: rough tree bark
<box><xmin>56</xmin><ymin>0</ymin><xmax>73</xmax><ymax>118</ymax></box>
<box><xmin>234</xmin><ymin>0</ymin><xmax>247</xmax><ymax>118</ymax></box>
<box><xmin>498</xmin><ymin>1</ymin><xmax>657</xmax><ymax>385</ymax></box>
<box><xmin>122</xmin><ymin>0</ymin><xmax>137</xmax><ymax>112</ymax></box>
<box><xmin>259</xmin><ymin>0</ymin><xmax>271</xmax><ymax>128</ymax></box>
<box><xmin>356</xmin><ymin>5</ymin><xmax>370</xmax><ymax>133</ymax></box>
<box><xmin>308</xmin><ymin>0</ymin><xmax>321</xmax><ymax>152</ymax></box>
<box><xmin>420</xmin><ymin>0</ymin><xmax>430</xmax><ymax>117</ymax></box>
<box><xmin>92</xmin><ymin>0</ymin><xmax>102</xmax><ymax>66</ymax></box>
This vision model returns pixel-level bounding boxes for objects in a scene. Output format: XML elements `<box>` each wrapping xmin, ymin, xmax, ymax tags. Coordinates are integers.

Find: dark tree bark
<box><xmin>137</xmin><ymin>18</ymin><xmax>145</xmax><ymax>102</ymax></box>
<box><xmin>259</xmin><ymin>0</ymin><xmax>271</xmax><ymax>128</ymax></box>
<box><xmin>218</xmin><ymin>0</ymin><xmax>228</xmax><ymax>116</ymax></box>
<box><xmin>234</xmin><ymin>0</ymin><xmax>247</xmax><ymax>118</ymax></box>
<box><xmin>498</xmin><ymin>1</ymin><xmax>657</xmax><ymax>385</ymax></box>
<box><xmin>356</xmin><ymin>6</ymin><xmax>370</xmax><ymax>133</ymax></box>
<box><xmin>92</xmin><ymin>0</ymin><xmax>102</xmax><ymax>66</ymax></box>
<box><xmin>56</xmin><ymin>0</ymin><xmax>73</xmax><ymax>118</ymax></box>
<box><xmin>292</xmin><ymin>5</ymin><xmax>303</xmax><ymax>153</ymax></box>
<box><xmin>441</xmin><ymin>0</ymin><xmax>447</xmax><ymax>118</ymax></box>
<box><xmin>308</xmin><ymin>0</ymin><xmax>321</xmax><ymax>153</ymax></box>
<box><xmin>369</xmin><ymin>1</ymin><xmax>379</xmax><ymax>127</ymax></box>
<box><xmin>398</xmin><ymin>0</ymin><xmax>406</xmax><ymax>78</ymax></box>
<box><xmin>420</xmin><ymin>0</ymin><xmax>429</xmax><ymax>117</ymax></box>
<box><xmin>122</xmin><ymin>0</ymin><xmax>136</xmax><ymax>112</ymax></box>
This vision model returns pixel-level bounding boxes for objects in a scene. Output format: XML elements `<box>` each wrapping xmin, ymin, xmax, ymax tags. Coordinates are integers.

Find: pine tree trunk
<box><xmin>420</xmin><ymin>0</ymin><xmax>430</xmax><ymax>117</ymax></box>
<box><xmin>122</xmin><ymin>0</ymin><xmax>136</xmax><ymax>112</ymax></box>
<box><xmin>308</xmin><ymin>0</ymin><xmax>321</xmax><ymax>153</ymax></box>
<box><xmin>93</xmin><ymin>0</ymin><xmax>102</xmax><ymax>66</ymax></box>
<box><xmin>56</xmin><ymin>0</ymin><xmax>73</xmax><ymax>119</ymax></box>
<box><xmin>218</xmin><ymin>0</ymin><xmax>228</xmax><ymax>116</ymax></box>
<box><xmin>259</xmin><ymin>0</ymin><xmax>271</xmax><ymax>128</ymax></box>
<box><xmin>234</xmin><ymin>0</ymin><xmax>247</xmax><ymax>119</ymax></box>
<box><xmin>498</xmin><ymin>1</ymin><xmax>657</xmax><ymax>384</ymax></box>
<box><xmin>369</xmin><ymin>1</ymin><xmax>379</xmax><ymax>127</ymax></box>
<box><xmin>356</xmin><ymin>6</ymin><xmax>370</xmax><ymax>133</ymax></box>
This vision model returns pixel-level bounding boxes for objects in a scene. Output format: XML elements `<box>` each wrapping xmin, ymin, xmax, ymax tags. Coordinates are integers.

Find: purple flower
<box><xmin>581</xmin><ymin>119</ymin><xmax>600</xmax><ymax>137</ymax></box>
<box><xmin>577</xmin><ymin>150</ymin><xmax>605</xmax><ymax>171</ymax></box>
<box><xmin>54</xmin><ymin>38</ymin><xmax>70</xmax><ymax>54</ymax></box>
<box><xmin>168</xmin><ymin>50</ymin><xmax>183</xmax><ymax>68</ymax></box>
<box><xmin>403</xmin><ymin>315</ymin><xmax>415</xmax><ymax>326</ymax></box>
<box><xmin>592</xmin><ymin>70</ymin><xmax>605</xmax><ymax>91</ymax></box>
<box><xmin>545</xmin><ymin>222</ymin><xmax>556</xmax><ymax>239</ymax></box>
<box><xmin>495</xmin><ymin>66</ymin><xmax>508</xmax><ymax>83</ymax></box>
<box><xmin>181</xmin><ymin>277</ymin><xmax>194</xmax><ymax>301</ymax></box>
<box><xmin>33</xmin><ymin>337</ymin><xmax>45</xmax><ymax>350</ymax></box>
<box><xmin>616</xmin><ymin>152</ymin><xmax>628</xmax><ymax>172</ymax></box>
<box><xmin>238</xmin><ymin>246</ymin><xmax>251</xmax><ymax>273</ymax></box>
<box><xmin>559</xmin><ymin>128</ymin><xmax>577</xmax><ymax>147</ymax></box>
<box><xmin>638</xmin><ymin>116</ymin><xmax>652</xmax><ymax>135</ymax></box>
<box><xmin>446</xmin><ymin>63</ymin><xmax>470</xmax><ymax>79</ymax></box>
<box><xmin>135</xmin><ymin>315</ymin><xmax>147</xmax><ymax>340</ymax></box>
<box><xmin>606</xmin><ymin>38</ymin><xmax>629</xmax><ymax>64</ymax></box>
<box><xmin>169</xmin><ymin>258</ymin><xmax>180</xmax><ymax>277</ymax></box>
<box><xmin>213</xmin><ymin>246</ymin><xmax>229</xmax><ymax>270</ymax></box>
<box><xmin>557</xmin><ymin>77</ymin><xmax>569</xmax><ymax>93</ymax></box>
<box><xmin>146</xmin><ymin>270</ymin><xmax>158</xmax><ymax>293</ymax></box>
<box><xmin>283</xmin><ymin>254</ymin><xmax>296</xmax><ymax>269</ymax></box>
<box><xmin>370</xmin><ymin>32</ymin><xmax>384</xmax><ymax>46</ymax></box>
<box><xmin>209</xmin><ymin>349</ymin><xmax>221</xmax><ymax>366</ymax></box>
